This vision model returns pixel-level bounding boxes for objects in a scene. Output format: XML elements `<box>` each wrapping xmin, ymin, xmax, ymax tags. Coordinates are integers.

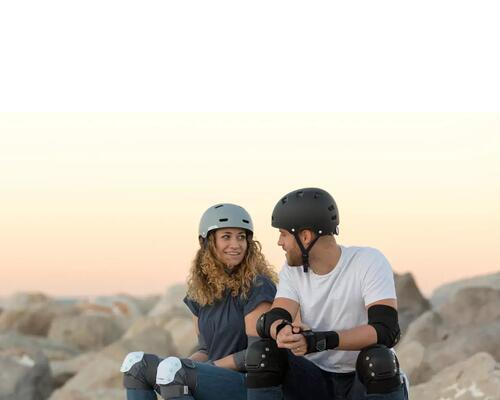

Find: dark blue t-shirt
<box><xmin>183</xmin><ymin>274</ymin><xmax>276</xmax><ymax>361</ymax></box>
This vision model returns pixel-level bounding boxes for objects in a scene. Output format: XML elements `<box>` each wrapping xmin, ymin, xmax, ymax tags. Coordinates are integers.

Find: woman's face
<box><xmin>213</xmin><ymin>228</ymin><xmax>248</xmax><ymax>267</ymax></box>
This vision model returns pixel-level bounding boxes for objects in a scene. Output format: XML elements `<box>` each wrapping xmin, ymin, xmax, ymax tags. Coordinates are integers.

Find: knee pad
<box><xmin>355</xmin><ymin>345</ymin><xmax>402</xmax><ymax>394</ymax></box>
<box><xmin>121</xmin><ymin>352</ymin><xmax>162</xmax><ymax>390</ymax></box>
<box><xmin>245</xmin><ymin>339</ymin><xmax>288</xmax><ymax>389</ymax></box>
<box><xmin>156</xmin><ymin>357</ymin><xmax>197</xmax><ymax>399</ymax></box>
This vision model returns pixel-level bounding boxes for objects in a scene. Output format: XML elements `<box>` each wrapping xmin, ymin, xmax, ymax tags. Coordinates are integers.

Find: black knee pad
<box><xmin>245</xmin><ymin>339</ymin><xmax>288</xmax><ymax>389</ymax></box>
<box><xmin>156</xmin><ymin>357</ymin><xmax>197</xmax><ymax>399</ymax></box>
<box><xmin>121</xmin><ymin>352</ymin><xmax>162</xmax><ymax>390</ymax></box>
<box><xmin>356</xmin><ymin>345</ymin><xmax>402</xmax><ymax>394</ymax></box>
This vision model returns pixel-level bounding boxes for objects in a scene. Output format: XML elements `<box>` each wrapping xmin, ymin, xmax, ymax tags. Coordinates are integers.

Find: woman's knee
<box><xmin>121</xmin><ymin>351</ymin><xmax>162</xmax><ymax>390</ymax></box>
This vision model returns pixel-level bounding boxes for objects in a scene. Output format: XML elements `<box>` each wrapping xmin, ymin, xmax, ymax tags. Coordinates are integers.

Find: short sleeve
<box><xmin>183</xmin><ymin>296</ymin><xmax>201</xmax><ymax>317</ymax></box>
<box><xmin>361</xmin><ymin>249</ymin><xmax>397</xmax><ymax>306</ymax></box>
<box><xmin>275</xmin><ymin>264</ymin><xmax>300</xmax><ymax>302</ymax></box>
<box><xmin>242</xmin><ymin>275</ymin><xmax>277</xmax><ymax>315</ymax></box>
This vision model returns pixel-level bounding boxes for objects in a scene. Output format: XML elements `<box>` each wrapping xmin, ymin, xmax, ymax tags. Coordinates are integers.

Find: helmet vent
<box><xmin>297</xmin><ymin>191</ymin><xmax>304</xmax><ymax>198</ymax></box>
<box><xmin>281</xmin><ymin>197</ymin><xmax>288</xmax><ymax>204</ymax></box>
<box><xmin>328</xmin><ymin>205</ymin><xmax>335</xmax><ymax>211</ymax></box>
<box><xmin>215</xmin><ymin>205</ymin><xmax>224</xmax><ymax>209</ymax></box>
<box><xmin>219</xmin><ymin>218</ymin><xmax>228</xmax><ymax>222</ymax></box>
<box><xmin>242</xmin><ymin>219</ymin><xmax>250</xmax><ymax>224</ymax></box>
<box><xmin>314</xmin><ymin>192</ymin><xmax>322</xmax><ymax>199</ymax></box>
<box><xmin>331</xmin><ymin>215</ymin><xmax>337</xmax><ymax>220</ymax></box>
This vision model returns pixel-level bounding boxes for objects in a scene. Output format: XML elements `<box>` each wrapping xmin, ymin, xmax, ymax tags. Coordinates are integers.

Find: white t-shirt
<box><xmin>276</xmin><ymin>245</ymin><xmax>397</xmax><ymax>373</ymax></box>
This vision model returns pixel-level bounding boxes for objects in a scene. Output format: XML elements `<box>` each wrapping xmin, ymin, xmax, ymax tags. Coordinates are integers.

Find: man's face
<box><xmin>277</xmin><ymin>229</ymin><xmax>302</xmax><ymax>266</ymax></box>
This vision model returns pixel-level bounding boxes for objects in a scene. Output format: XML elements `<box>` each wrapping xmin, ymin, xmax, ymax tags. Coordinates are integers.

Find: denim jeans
<box><xmin>127</xmin><ymin>356</ymin><xmax>408</xmax><ymax>400</ymax></box>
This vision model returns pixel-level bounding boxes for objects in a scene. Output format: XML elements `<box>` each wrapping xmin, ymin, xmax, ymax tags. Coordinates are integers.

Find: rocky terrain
<box><xmin>1</xmin><ymin>272</ymin><xmax>499</xmax><ymax>400</ymax></box>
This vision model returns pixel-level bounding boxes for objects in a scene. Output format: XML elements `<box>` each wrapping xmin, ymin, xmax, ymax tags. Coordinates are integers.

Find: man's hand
<box><xmin>276</xmin><ymin>323</ymin><xmax>309</xmax><ymax>356</ymax></box>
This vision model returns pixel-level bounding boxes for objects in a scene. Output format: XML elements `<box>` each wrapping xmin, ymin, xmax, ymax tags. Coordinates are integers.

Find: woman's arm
<box><xmin>212</xmin><ymin>301</ymin><xmax>272</xmax><ymax>370</ymax></box>
<box><xmin>188</xmin><ymin>316</ymin><xmax>209</xmax><ymax>362</ymax></box>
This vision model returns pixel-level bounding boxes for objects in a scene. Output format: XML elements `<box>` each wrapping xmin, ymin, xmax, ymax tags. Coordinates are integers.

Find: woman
<box><xmin>121</xmin><ymin>203</ymin><xmax>277</xmax><ymax>400</ymax></box>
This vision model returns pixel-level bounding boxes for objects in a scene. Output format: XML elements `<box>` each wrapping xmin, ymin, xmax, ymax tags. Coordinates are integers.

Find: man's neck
<box><xmin>309</xmin><ymin>244</ymin><xmax>342</xmax><ymax>275</ymax></box>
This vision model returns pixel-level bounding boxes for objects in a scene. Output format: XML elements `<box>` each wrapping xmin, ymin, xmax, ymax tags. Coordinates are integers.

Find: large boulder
<box><xmin>0</xmin><ymin>333</ymin><xmax>80</xmax><ymax>362</ymax></box>
<box><xmin>149</xmin><ymin>284</ymin><xmax>190</xmax><ymax>318</ymax></box>
<box><xmin>397</xmin><ymin>287</ymin><xmax>500</xmax><ymax>384</ymax></box>
<box><xmin>394</xmin><ymin>273</ymin><xmax>430</xmax><ymax>333</ymax></box>
<box><xmin>49</xmin><ymin>325</ymin><xmax>176</xmax><ymax>400</ymax></box>
<box><xmin>48</xmin><ymin>315</ymin><xmax>126</xmax><ymax>352</ymax></box>
<box><xmin>0</xmin><ymin>336</ymin><xmax>52</xmax><ymax>400</ymax></box>
<box><xmin>2</xmin><ymin>292</ymin><xmax>52</xmax><ymax>310</ymax></box>
<box><xmin>0</xmin><ymin>302</ymin><xmax>77</xmax><ymax>337</ymax></box>
<box><xmin>430</xmin><ymin>271</ymin><xmax>500</xmax><ymax>308</ymax></box>
<box><xmin>124</xmin><ymin>309</ymin><xmax>197</xmax><ymax>357</ymax></box>
<box><xmin>410</xmin><ymin>352</ymin><xmax>500</xmax><ymax>400</ymax></box>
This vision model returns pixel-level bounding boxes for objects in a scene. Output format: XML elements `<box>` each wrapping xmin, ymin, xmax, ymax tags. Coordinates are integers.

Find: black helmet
<box><xmin>272</xmin><ymin>188</ymin><xmax>339</xmax><ymax>272</ymax></box>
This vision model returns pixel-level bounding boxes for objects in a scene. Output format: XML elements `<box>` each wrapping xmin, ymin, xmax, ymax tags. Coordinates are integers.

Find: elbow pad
<box><xmin>256</xmin><ymin>308</ymin><xmax>292</xmax><ymax>338</ymax></box>
<box><xmin>367</xmin><ymin>305</ymin><xmax>401</xmax><ymax>348</ymax></box>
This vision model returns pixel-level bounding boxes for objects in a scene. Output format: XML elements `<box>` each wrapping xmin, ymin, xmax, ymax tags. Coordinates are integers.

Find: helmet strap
<box><xmin>293</xmin><ymin>232</ymin><xmax>321</xmax><ymax>273</ymax></box>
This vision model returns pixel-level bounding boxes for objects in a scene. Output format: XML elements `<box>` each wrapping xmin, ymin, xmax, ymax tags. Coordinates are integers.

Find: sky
<box><xmin>1</xmin><ymin>113</ymin><xmax>499</xmax><ymax>298</ymax></box>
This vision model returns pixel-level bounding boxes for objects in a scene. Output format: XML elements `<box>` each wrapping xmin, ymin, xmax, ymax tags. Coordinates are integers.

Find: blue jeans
<box><xmin>127</xmin><ymin>357</ymin><xmax>408</xmax><ymax>400</ymax></box>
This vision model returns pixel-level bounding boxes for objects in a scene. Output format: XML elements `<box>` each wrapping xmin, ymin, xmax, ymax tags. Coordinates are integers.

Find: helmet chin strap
<box><xmin>292</xmin><ymin>232</ymin><xmax>321</xmax><ymax>273</ymax></box>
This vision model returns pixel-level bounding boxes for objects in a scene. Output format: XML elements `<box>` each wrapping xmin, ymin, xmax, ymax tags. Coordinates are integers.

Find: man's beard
<box><xmin>286</xmin><ymin>250</ymin><xmax>302</xmax><ymax>267</ymax></box>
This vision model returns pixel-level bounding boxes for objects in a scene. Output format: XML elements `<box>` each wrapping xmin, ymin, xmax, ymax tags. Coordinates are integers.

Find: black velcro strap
<box><xmin>367</xmin><ymin>305</ymin><xmax>400</xmax><ymax>348</ymax></box>
<box><xmin>256</xmin><ymin>307</ymin><xmax>292</xmax><ymax>338</ymax></box>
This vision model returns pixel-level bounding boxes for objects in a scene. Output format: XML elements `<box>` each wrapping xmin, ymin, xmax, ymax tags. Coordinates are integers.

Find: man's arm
<box><xmin>277</xmin><ymin>298</ymin><xmax>399</xmax><ymax>354</ymax></box>
<box><xmin>337</xmin><ymin>298</ymin><xmax>398</xmax><ymax>350</ymax></box>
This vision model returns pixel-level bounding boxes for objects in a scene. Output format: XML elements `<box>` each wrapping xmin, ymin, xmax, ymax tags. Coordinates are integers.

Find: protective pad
<box><xmin>120</xmin><ymin>351</ymin><xmax>145</xmax><ymax>373</ymax></box>
<box><xmin>156</xmin><ymin>357</ymin><xmax>183</xmax><ymax>385</ymax></box>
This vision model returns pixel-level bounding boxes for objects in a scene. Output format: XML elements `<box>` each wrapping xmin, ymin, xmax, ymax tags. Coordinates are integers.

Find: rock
<box><xmin>3</xmin><ymin>292</ymin><xmax>52</xmax><ymax>310</ymax></box>
<box><xmin>430</xmin><ymin>271</ymin><xmax>500</xmax><ymax>308</ymax></box>
<box><xmin>410</xmin><ymin>352</ymin><xmax>500</xmax><ymax>400</ymax></box>
<box><xmin>0</xmin><ymin>302</ymin><xmax>77</xmax><ymax>337</ymax></box>
<box><xmin>0</xmin><ymin>333</ymin><xmax>80</xmax><ymax>362</ymax></box>
<box><xmin>149</xmin><ymin>284</ymin><xmax>190</xmax><ymax>318</ymax></box>
<box><xmin>124</xmin><ymin>310</ymin><xmax>197</xmax><ymax>357</ymax></box>
<box><xmin>50</xmin><ymin>326</ymin><xmax>176</xmax><ymax>399</ymax></box>
<box><xmin>77</xmin><ymin>295</ymin><xmax>144</xmax><ymax>320</ymax></box>
<box><xmin>0</xmin><ymin>336</ymin><xmax>52</xmax><ymax>400</ymax></box>
<box><xmin>48</xmin><ymin>315</ymin><xmax>126</xmax><ymax>352</ymax></box>
<box><xmin>394</xmin><ymin>273</ymin><xmax>431</xmax><ymax>333</ymax></box>
<box><xmin>398</xmin><ymin>287</ymin><xmax>500</xmax><ymax>385</ymax></box>
<box><xmin>50</xmin><ymin>352</ymin><xmax>97</xmax><ymax>389</ymax></box>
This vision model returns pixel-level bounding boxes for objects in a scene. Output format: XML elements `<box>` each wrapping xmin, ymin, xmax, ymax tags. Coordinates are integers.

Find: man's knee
<box><xmin>156</xmin><ymin>357</ymin><xmax>197</xmax><ymax>399</ymax></box>
<box><xmin>121</xmin><ymin>352</ymin><xmax>162</xmax><ymax>390</ymax></box>
<box><xmin>355</xmin><ymin>345</ymin><xmax>402</xmax><ymax>395</ymax></box>
<box><xmin>245</xmin><ymin>338</ymin><xmax>288</xmax><ymax>388</ymax></box>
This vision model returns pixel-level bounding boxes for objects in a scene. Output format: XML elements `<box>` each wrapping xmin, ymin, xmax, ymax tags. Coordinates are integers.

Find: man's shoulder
<box><xmin>342</xmin><ymin>245</ymin><xmax>386</xmax><ymax>261</ymax></box>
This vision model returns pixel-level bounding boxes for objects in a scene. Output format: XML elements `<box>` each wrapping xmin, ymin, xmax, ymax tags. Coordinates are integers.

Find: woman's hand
<box><xmin>276</xmin><ymin>323</ymin><xmax>309</xmax><ymax>356</ymax></box>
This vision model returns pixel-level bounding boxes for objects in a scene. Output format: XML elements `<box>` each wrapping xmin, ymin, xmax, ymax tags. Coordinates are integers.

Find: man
<box><xmin>246</xmin><ymin>188</ymin><xmax>408</xmax><ymax>400</ymax></box>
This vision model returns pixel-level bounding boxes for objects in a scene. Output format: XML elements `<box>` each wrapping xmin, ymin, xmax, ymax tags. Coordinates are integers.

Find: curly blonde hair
<box><xmin>186</xmin><ymin>233</ymin><xmax>278</xmax><ymax>306</ymax></box>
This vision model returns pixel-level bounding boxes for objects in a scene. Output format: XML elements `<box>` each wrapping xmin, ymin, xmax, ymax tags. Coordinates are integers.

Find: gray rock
<box><xmin>149</xmin><ymin>284</ymin><xmax>190</xmax><ymax>318</ymax></box>
<box><xmin>50</xmin><ymin>352</ymin><xmax>97</xmax><ymax>389</ymax></box>
<box><xmin>125</xmin><ymin>310</ymin><xmax>197</xmax><ymax>357</ymax></box>
<box><xmin>0</xmin><ymin>303</ymin><xmax>77</xmax><ymax>337</ymax></box>
<box><xmin>394</xmin><ymin>273</ymin><xmax>431</xmax><ymax>333</ymax></box>
<box><xmin>50</xmin><ymin>325</ymin><xmax>176</xmax><ymax>399</ymax></box>
<box><xmin>397</xmin><ymin>287</ymin><xmax>500</xmax><ymax>385</ymax></box>
<box><xmin>0</xmin><ymin>333</ymin><xmax>80</xmax><ymax>362</ymax></box>
<box><xmin>410</xmin><ymin>352</ymin><xmax>500</xmax><ymax>400</ymax></box>
<box><xmin>48</xmin><ymin>315</ymin><xmax>126</xmax><ymax>352</ymax></box>
<box><xmin>3</xmin><ymin>292</ymin><xmax>52</xmax><ymax>310</ymax></box>
<box><xmin>430</xmin><ymin>271</ymin><xmax>500</xmax><ymax>308</ymax></box>
<box><xmin>0</xmin><ymin>337</ymin><xmax>52</xmax><ymax>400</ymax></box>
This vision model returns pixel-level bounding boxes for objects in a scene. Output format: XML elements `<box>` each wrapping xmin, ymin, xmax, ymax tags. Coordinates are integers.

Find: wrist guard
<box><xmin>301</xmin><ymin>330</ymin><xmax>339</xmax><ymax>354</ymax></box>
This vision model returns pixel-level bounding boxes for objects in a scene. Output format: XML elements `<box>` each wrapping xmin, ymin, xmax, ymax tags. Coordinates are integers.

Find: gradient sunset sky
<box><xmin>1</xmin><ymin>113</ymin><xmax>498</xmax><ymax>298</ymax></box>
